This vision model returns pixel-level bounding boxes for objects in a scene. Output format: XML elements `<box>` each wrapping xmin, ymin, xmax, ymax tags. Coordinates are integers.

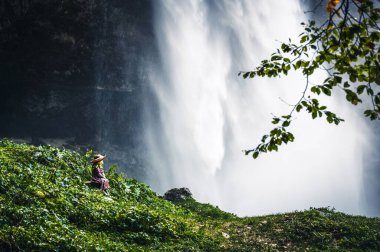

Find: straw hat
<box><xmin>92</xmin><ymin>154</ymin><xmax>106</xmax><ymax>163</ymax></box>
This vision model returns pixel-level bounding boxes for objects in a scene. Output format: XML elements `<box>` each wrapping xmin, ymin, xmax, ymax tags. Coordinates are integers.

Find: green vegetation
<box><xmin>241</xmin><ymin>0</ymin><xmax>380</xmax><ymax>158</ymax></box>
<box><xmin>0</xmin><ymin>139</ymin><xmax>379</xmax><ymax>251</ymax></box>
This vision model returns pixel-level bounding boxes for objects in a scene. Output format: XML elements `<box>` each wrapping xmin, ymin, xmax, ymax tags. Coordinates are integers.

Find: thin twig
<box><xmin>290</xmin><ymin>74</ymin><xmax>310</xmax><ymax>116</ymax></box>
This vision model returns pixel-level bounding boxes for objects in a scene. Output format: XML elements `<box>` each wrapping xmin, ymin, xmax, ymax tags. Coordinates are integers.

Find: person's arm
<box><xmin>97</xmin><ymin>168</ymin><xmax>106</xmax><ymax>179</ymax></box>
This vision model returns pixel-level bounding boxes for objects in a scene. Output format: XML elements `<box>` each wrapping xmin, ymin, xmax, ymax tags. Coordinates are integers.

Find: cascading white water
<box><xmin>145</xmin><ymin>0</ymin><xmax>372</xmax><ymax>216</ymax></box>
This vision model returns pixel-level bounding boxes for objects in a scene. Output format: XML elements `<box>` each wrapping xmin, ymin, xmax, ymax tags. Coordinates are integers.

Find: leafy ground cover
<box><xmin>0</xmin><ymin>139</ymin><xmax>379</xmax><ymax>251</ymax></box>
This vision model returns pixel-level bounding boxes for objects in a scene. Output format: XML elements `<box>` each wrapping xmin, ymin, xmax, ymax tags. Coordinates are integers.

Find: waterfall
<box><xmin>145</xmin><ymin>0</ymin><xmax>372</xmax><ymax>216</ymax></box>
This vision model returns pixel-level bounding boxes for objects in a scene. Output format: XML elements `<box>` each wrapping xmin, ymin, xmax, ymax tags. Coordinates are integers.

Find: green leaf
<box><xmin>261</xmin><ymin>135</ymin><xmax>269</xmax><ymax>142</ymax></box>
<box><xmin>322</xmin><ymin>87</ymin><xmax>331</xmax><ymax>96</ymax></box>
<box><xmin>282</xmin><ymin>121</ymin><xmax>290</xmax><ymax>127</ymax></box>
<box><xmin>272</xmin><ymin>118</ymin><xmax>280</xmax><ymax>124</ymax></box>
<box><xmin>287</xmin><ymin>132</ymin><xmax>295</xmax><ymax>142</ymax></box>
<box><xmin>294</xmin><ymin>60</ymin><xmax>302</xmax><ymax>70</ymax></box>
<box><xmin>357</xmin><ymin>85</ymin><xmax>366</xmax><ymax>95</ymax></box>
<box><xmin>375</xmin><ymin>95</ymin><xmax>380</xmax><ymax>105</ymax></box>
<box><xmin>310</xmin><ymin>86</ymin><xmax>318</xmax><ymax>94</ymax></box>
<box><xmin>300</xmin><ymin>35</ymin><xmax>309</xmax><ymax>43</ymax></box>
<box><xmin>271</xmin><ymin>55</ymin><xmax>282</xmax><ymax>61</ymax></box>
<box><xmin>367</xmin><ymin>88</ymin><xmax>374</xmax><ymax>96</ymax></box>
<box><xmin>334</xmin><ymin>76</ymin><xmax>342</xmax><ymax>83</ymax></box>
<box><xmin>326</xmin><ymin>116</ymin><xmax>333</xmax><ymax>123</ymax></box>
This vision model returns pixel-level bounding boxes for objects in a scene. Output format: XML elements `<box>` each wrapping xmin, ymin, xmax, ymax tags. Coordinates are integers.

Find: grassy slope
<box><xmin>0</xmin><ymin>139</ymin><xmax>379</xmax><ymax>251</ymax></box>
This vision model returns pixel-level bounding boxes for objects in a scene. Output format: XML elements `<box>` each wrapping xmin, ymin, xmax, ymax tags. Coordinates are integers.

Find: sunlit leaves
<box><xmin>326</xmin><ymin>0</ymin><xmax>341</xmax><ymax>13</ymax></box>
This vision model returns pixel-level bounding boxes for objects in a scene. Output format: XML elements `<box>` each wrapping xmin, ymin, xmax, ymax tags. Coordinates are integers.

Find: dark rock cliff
<box><xmin>0</xmin><ymin>0</ymin><xmax>156</xmax><ymax>179</ymax></box>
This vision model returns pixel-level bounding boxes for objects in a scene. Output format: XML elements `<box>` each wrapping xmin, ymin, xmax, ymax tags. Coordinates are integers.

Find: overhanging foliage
<box><xmin>241</xmin><ymin>0</ymin><xmax>380</xmax><ymax>158</ymax></box>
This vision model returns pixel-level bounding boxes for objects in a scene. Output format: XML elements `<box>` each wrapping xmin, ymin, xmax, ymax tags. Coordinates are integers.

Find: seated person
<box><xmin>91</xmin><ymin>154</ymin><xmax>110</xmax><ymax>191</ymax></box>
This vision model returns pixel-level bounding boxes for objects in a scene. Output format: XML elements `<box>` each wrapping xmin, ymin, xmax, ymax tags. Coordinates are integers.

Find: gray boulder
<box><xmin>163</xmin><ymin>188</ymin><xmax>192</xmax><ymax>202</ymax></box>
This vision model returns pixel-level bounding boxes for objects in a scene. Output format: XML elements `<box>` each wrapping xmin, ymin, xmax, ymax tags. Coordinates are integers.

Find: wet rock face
<box><xmin>0</xmin><ymin>0</ymin><xmax>156</xmax><ymax>180</ymax></box>
<box><xmin>163</xmin><ymin>188</ymin><xmax>193</xmax><ymax>202</ymax></box>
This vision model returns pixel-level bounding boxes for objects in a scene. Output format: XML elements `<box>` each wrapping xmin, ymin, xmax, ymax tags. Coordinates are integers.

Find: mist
<box><xmin>144</xmin><ymin>0</ymin><xmax>375</xmax><ymax>216</ymax></box>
